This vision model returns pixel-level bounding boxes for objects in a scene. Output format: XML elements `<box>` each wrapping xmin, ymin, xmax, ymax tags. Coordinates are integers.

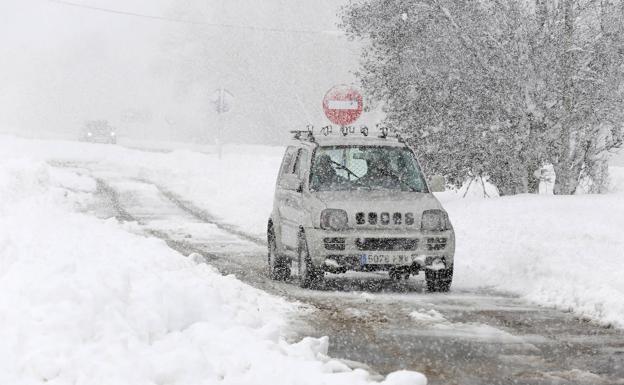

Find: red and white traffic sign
<box><xmin>322</xmin><ymin>85</ymin><xmax>363</xmax><ymax>126</ymax></box>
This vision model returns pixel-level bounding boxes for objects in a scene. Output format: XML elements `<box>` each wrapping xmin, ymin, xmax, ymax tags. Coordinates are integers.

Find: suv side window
<box><xmin>279</xmin><ymin>146</ymin><xmax>298</xmax><ymax>177</ymax></box>
<box><xmin>293</xmin><ymin>148</ymin><xmax>308</xmax><ymax>178</ymax></box>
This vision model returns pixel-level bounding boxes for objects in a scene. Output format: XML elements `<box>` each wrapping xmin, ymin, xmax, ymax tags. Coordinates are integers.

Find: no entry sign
<box><xmin>322</xmin><ymin>85</ymin><xmax>363</xmax><ymax>126</ymax></box>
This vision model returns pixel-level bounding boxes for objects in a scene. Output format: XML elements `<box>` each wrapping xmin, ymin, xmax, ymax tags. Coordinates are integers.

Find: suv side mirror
<box><xmin>429</xmin><ymin>175</ymin><xmax>446</xmax><ymax>193</ymax></box>
<box><xmin>279</xmin><ymin>174</ymin><xmax>302</xmax><ymax>192</ymax></box>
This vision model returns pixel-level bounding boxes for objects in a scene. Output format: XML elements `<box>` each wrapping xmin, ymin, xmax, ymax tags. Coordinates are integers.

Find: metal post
<box><xmin>217</xmin><ymin>87</ymin><xmax>223</xmax><ymax>159</ymax></box>
<box><xmin>212</xmin><ymin>87</ymin><xmax>232</xmax><ymax>160</ymax></box>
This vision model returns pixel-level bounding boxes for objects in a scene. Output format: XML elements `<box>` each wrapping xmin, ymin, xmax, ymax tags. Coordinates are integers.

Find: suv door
<box><xmin>277</xmin><ymin>146</ymin><xmax>308</xmax><ymax>251</ymax></box>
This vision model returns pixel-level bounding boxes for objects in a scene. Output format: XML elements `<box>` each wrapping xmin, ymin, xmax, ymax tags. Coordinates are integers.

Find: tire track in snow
<box><xmin>95</xmin><ymin>177</ymin><xmax>223</xmax><ymax>264</ymax></box>
<box><xmin>95</xmin><ymin>179</ymin><xmax>135</xmax><ymax>223</ymax></box>
<box><xmin>51</xmin><ymin>163</ymin><xmax>624</xmax><ymax>384</ymax></box>
<box><xmin>139</xmin><ymin>182</ymin><xmax>624</xmax><ymax>384</ymax></box>
<box><xmin>137</xmin><ymin>179</ymin><xmax>267</xmax><ymax>247</ymax></box>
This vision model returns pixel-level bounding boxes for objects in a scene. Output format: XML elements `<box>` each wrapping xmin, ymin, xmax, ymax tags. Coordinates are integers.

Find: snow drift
<box><xmin>114</xmin><ymin>139</ymin><xmax>624</xmax><ymax>330</ymax></box>
<box><xmin>2</xmin><ymin>133</ymin><xmax>624</xmax><ymax>375</ymax></box>
<box><xmin>442</xmin><ymin>193</ymin><xmax>624</xmax><ymax>328</ymax></box>
<box><xmin>0</xmin><ymin>151</ymin><xmax>425</xmax><ymax>384</ymax></box>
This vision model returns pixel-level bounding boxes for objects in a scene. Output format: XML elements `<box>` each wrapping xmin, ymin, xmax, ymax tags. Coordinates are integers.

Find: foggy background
<box><xmin>0</xmin><ymin>0</ymin><xmax>363</xmax><ymax>144</ymax></box>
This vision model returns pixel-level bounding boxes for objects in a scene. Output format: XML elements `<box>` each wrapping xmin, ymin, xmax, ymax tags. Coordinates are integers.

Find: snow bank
<box><xmin>140</xmin><ymin>146</ymin><xmax>283</xmax><ymax>237</ymax></box>
<box><xmin>445</xmin><ymin>193</ymin><xmax>624</xmax><ymax>328</ymax></box>
<box><xmin>0</xmin><ymin>150</ymin><xmax>425</xmax><ymax>384</ymax></box>
<box><xmin>108</xmin><ymin>137</ymin><xmax>623</xmax><ymax>329</ymax></box>
<box><xmin>0</xmin><ymin>136</ymin><xmax>283</xmax><ymax>237</ymax></box>
<box><xmin>3</xmin><ymin>134</ymin><xmax>624</xmax><ymax>329</ymax></box>
<box><xmin>610</xmin><ymin>166</ymin><xmax>624</xmax><ymax>193</ymax></box>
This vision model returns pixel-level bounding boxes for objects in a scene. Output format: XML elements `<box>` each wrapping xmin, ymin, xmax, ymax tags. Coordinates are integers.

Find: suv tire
<box><xmin>425</xmin><ymin>266</ymin><xmax>453</xmax><ymax>292</ymax></box>
<box><xmin>267</xmin><ymin>226</ymin><xmax>290</xmax><ymax>281</ymax></box>
<box><xmin>297</xmin><ymin>232</ymin><xmax>322</xmax><ymax>289</ymax></box>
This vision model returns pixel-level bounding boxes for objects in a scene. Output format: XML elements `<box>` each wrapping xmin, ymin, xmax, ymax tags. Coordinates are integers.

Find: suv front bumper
<box><xmin>304</xmin><ymin>227</ymin><xmax>455</xmax><ymax>272</ymax></box>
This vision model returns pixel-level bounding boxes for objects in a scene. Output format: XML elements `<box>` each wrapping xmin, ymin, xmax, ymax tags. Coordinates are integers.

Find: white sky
<box><xmin>0</xmin><ymin>0</ymin><xmax>361</xmax><ymax>143</ymax></box>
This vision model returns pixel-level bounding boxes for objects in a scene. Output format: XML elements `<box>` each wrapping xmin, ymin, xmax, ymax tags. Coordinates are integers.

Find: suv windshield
<box><xmin>310</xmin><ymin>146</ymin><xmax>428</xmax><ymax>192</ymax></box>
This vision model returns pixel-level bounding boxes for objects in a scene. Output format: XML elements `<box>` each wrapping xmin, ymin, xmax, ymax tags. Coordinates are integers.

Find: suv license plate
<box><xmin>360</xmin><ymin>254</ymin><xmax>416</xmax><ymax>265</ymax></box>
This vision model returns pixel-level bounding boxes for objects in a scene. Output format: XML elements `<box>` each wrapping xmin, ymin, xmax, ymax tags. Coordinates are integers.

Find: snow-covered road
<box><xmin>66</xmin><ymin>159</ymin><xmax>624</xmax><ymax>385</ymax></box>
<box><xmin>3</xmin><ymin>136</ymin><xmax>624</xmax><ymax>384</ymax></box>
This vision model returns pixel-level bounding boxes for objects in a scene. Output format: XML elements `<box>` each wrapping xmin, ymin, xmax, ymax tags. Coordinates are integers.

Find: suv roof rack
<box><xmin>318</xmin><ymin>125</ymin><xmax>370</xmax><ymax>137</ymax></box>
<box><xmin>290</xmin><ymin>125</ymin><xmax>315</xmax><ymax>142</ymax></box>
<box><xmin>376</xmin><ymin>124</ymin><xmax>406</xmax><ymax>143</ymax></box>
<box><xmin>293</xmin><ymin>124</ymin><xmax>406</xmax><ymax>144</ymax></box>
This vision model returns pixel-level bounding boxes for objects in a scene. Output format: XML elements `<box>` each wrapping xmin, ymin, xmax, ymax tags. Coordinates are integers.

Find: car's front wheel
<box><xmin>267</xmin><ymin>226</ymin><xmax>290</xmax><ymax>281</ymax></box>
<box><xmin>297</xmin><ymin>232</ymin><xmax>322</xmax><ymax>289</ymax></box>
<box><xmin>425</xmin><ymin>266</ymin><xmax>453</xmax><ymax>292</ymax></box>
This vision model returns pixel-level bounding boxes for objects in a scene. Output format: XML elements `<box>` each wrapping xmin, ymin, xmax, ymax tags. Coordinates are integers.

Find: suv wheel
<box><xmin>297</xmin><ymin>232</ymin><xmax>322</xmax><ymax>288</ymax></box>
<box><xmin>267</xmin><ymin>226</ymin><xmax>290</xmax><ymax>281</ymax></box>
<box><xmin>425</xmin><ymin>266</ymin><xmax>453</xmax><ymax>292</ymax></box>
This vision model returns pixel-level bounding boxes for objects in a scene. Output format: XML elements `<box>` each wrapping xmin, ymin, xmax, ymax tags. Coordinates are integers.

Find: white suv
<box><xmin>267</xmin><ymin>130</ymin><xmax>455</xmax><ymax>291</ymax></box>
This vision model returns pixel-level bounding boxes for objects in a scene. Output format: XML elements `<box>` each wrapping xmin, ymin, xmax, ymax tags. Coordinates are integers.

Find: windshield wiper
<box><xmin>329</xmin><ymin>159</ymin><xmax>361</xmax><ymax>180</ymax></box>
<box><xmin>386</xmin><ymin>170</ymin><xmax>419</xmax><ymax>192</ymax></box>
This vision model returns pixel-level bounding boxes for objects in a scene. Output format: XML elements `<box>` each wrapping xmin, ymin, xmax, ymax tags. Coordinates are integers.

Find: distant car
<box><xmin>267</xmin><ymin>129</ymin><xmax>455</xmax><ymax>291</ymax></box>
<box><xmin>81</xmin><ymin>120</ymin><xmax>117</xmax><ymax>144</ymax></box>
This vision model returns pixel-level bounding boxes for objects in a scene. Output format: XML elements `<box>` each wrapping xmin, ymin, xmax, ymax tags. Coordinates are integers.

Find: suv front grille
<box><xmin>426</xmin><ymin>237</ymin><xmax>447</xmax><ymax>251</ymax></box>
<box><xmin>355</xmin><ymin>212</ymin><xmax>415</xmax><ymax>226</ymax></box>
<box><xmin>324</xmin><ymin>237</ymin><xmax>346</xmax><ymax>251</ymax></box>
<box><xmin>355</xmin><ymin>238</ymin><xmax>419</xmax><ymax>251</ymax></box>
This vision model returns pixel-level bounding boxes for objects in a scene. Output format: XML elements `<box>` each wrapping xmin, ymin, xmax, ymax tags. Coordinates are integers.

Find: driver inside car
<box><xmin>311</xmin><ymin>154</ymin><xmax>345</xmax><ymax>189</ymax></box>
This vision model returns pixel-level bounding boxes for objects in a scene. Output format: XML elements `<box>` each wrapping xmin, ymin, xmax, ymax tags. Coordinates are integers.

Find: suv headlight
<box><xmin>421</xmin><ymin>209</ymin><xmax>449</xmax><ymax>231</ymax></box>
<box><xmin>320</xmin><ymin>209</ymin><xmax>348</xmax><ymax>231</ymax></box>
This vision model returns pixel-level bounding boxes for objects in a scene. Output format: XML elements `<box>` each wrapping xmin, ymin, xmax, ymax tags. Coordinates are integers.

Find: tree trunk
<box><xmin>527</xmin><ymin>164</ymin><xmax>540</xmax><ymax>194</ymax></box>
<box><xmin>553</xmin><ymin>163</ymin><xmax>570</xmax><ymax>194</ymax></box>
<box><xmin>554</xmin><ymin>0</ymin><xmax>577</xmax><ymax>195</ymax></box>
<box><xmin>553</xmin><ymin>160</ymin><xmax>583</xmax><ymax>195</ymax></box>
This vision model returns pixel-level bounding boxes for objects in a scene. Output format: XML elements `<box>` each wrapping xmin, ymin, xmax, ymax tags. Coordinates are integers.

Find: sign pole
<box><xmin>217</xmin><ymin>87</ymin><xmax>223</xmax><ymax>159</ymax></box>
<box><xmin>212</xmin><ymin>87</ymin><xmax>233</xmax><ymax>160</ymax></box>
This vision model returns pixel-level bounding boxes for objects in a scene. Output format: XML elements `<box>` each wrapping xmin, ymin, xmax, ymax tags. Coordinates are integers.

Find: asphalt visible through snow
<box><xmin>57</xmin><ymin>162</ymin><xmax>624</xmax><ymax>385</ymax></box>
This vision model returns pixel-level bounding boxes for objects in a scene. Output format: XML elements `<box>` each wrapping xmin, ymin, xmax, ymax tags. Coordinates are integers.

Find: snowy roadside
<box><xmin>123</xmin><ymin>138</ymin><xmax>624</xmax><ymax>329</ymax></box>
<box><xmin>440</xmin><ymin>193</ymin><xmax>624</xmax><ymax>328</ymax></box>
<box><xmin>0</xmin><ymin>146</ymin><xmax>425</xmax><ymax>383</ymax></box>
<box><xmin>0</xmin><ymin>135</ymin><xmax>281</xmax><ymax>238</ymax></box>
<box><xmin>3</xmin><ymin>135</ymin><xmax>624</xmax><ymax>330</ymax></box>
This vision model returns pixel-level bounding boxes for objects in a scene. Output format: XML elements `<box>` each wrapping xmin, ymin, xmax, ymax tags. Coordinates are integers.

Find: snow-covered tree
<box><xmin>343</xmin><ymin>0</ymin><xmax>624</xmax><ymax>195</ymax></box>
